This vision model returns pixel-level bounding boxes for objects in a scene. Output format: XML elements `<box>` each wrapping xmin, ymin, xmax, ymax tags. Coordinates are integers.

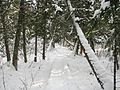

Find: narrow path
<box><xmin>39</xmin><ymin>45</ymin><xmax>102</xmax><ymax>90</ymax></box>
<box><xmin>44</xmin><ymin>53</ymin><xmax>81</xmax><ymax>90</ymax></box>
<box><xmin>0</xmin><ymin>45</ymin><xmax>102</xmax><ymax>90</ymax></box>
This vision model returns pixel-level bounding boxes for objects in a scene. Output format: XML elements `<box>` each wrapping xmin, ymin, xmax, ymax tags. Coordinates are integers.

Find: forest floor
<box><xmin>0</xmin><ymin>44</ymin><xmax>118</xmax><ymax>90</ymax></box>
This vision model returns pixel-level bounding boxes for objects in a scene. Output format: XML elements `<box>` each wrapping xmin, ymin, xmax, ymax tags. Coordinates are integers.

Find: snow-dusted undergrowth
<box><xmin>0</xmin><ymin>44</ymin><xmax>117</xmax><ymax>90</ymax></box>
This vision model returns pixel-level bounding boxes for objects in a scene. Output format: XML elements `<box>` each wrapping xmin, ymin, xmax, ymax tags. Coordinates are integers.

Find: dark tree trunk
<box><xmin>23</xmin><ymin>26</ymin><xmax>27</xmax><ymax>63</ymax></box>
<box><xmin>12</xmin><ymin>0</ymin><xmax>25</xmax><ymax>70</ymax></box>
<box><xmin>112</xmin><ymin>4</ymin><xmax>119</xmax><ymax>90</ymax></box>
<box><xmin>2</xmin><ymin>15</ymin><xmax>11</xmax><ymax>62</ymax></box>
<box><xmin>22</xmin><ymin>0</ymin><xmax>27</xmax><ymax>63</ymax></box>
<box><xmin>80</xmin><ymin>42</ymin><xmax>104</xmax><ymax>89</ymax></box>
<box><xmin>76</xmin><ymin>41</ymin><xmax>79</xmax><ymax>55</ymax></box>
<box><xmin>89</xmin><ymin>38</ymin><xmax>95</xmax><ymax>52</ymax></box>
<box><xmin>51</xmin><ymin>39</ymin><xmax>55</xmax><ymax>48</ymax></box>
<box><xmin>80</xmin><ymin>43</ymin><xmax>84</xmax><ymax>55</ymax></box>
<box><xmin>74</xmin><ymin>39</ymin><xmax>79</xmax><ymax>55</ymax></box>
<box><xmin>113</xmin><ymin>39</ymin><xmax>117</xmax><ymax>90</ymax></box>
<box><xmin>67</xmin><ymin>0</ymin><xmax>106</xmax><ymax>89</ymax></box>
<box><xmin>0</xmin><ymin>0</ymin><xmax>11</xmax><ymax>62</ymax></box>
<box><xmin>33</xmin><ymin>0</ymin><xmax>41</xmax><ymax>62</ymax></box>
<box><xmin>34</xmin><ymin>33</ymin><xmax>37</xmax><ymax>62</ymax></box>
<box><xmin>116</xmin><ymin>60</ymin><xmax>119</xmax><ymax>70</ymax></box>
<box><xmin>42</xmin><ymin>33</ymin><xmax>46</xmax><ymax>60</ymax></box>
<box><xmin>42</xmin><ymin>0</ymin><xmax>47</xmax><ymax>60</ymax></box>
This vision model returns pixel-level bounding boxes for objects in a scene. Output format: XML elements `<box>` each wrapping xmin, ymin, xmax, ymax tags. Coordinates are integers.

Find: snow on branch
<box><xmin>92</xmin><ymin>9</ymin><xmax>101</xmax><ymax>18</ymax></box>
<box><xmin>67</xmin><ymin>0</ymin><xmax>113</xmax><ymax>89</ymax></box>
<box><xmin>54</xmin><ymin>4</ymin><xmax>63</xmax><ymax>12</ymax></box>
<box><xmin>92</xmin><ymin>0</ymin><xmax>110</xmax><ymax>18</ymax></box>
<box><xmin>100</xmin><ymin>0</ymin><xmax>110</xmax><ymax>10</ymax></box>
<box><xmin>52</xmin><ymin>4</ymin><xmax>63</xmax><ymax>14</ymax></box>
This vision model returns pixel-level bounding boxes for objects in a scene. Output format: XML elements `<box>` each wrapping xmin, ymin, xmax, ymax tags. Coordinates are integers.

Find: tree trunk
<box><xmin>2</xmin><ymin>16</ymin><xmax>11</xmax><ymax>62</ymax></box>
<box><xmin>12</xmin><ymin>0</ymin><xmax>25</xmax><ymax>70</ymax></box>
<box><xmin>0</xmin><ymin>0</ymin><xmax>11</xmax><ymax>62</ymax></box>
<box><xmin>22</xmin><ymin>1</ymin><xmax>27</xmax><ymax>63</ymax></box>
<box><xmin>80</xmin><ymin>44</ymin><xmax>84</xmax><ymax>55</ymax></box>
<box><xmin>42</xmin><ymin>34</ymin><xmax>46</xmax><ymax>60</ymax></box>
<box><xmin>67</xmin><ymin>0</ymin><xmax>112</xmax><ymax>89</ymax></box>
<box><xmin>80</xmin><ymin>42</ymin><xmax>104</xmax><ymax>89</ymax></box>
<box><xmin>89</xmin><ymin>37</ymin><xmax>95</xmax><ymax>52</ymax></box>
<box><xmin>23</xmin><ymin>25</ymin><xmax>27</xmax><ymax>63</ymax></box>
<box><xmin>113</xmin><ymin>39</ymin><xmax>117</xmax><ymax>90</ymax></box>
<box><xmin>34</xmin><ymin>33</ymin><xmax>37</xmax><ymax>62</ymax></box>
<box><xmin>42</xmin><ymin>0</ymin><xmax>47</xmax><ymax>60</ymax></box>
<box><xmin>73</xmin><ymin>39</ymin><xmax>79</xmax><ymax>55</ymax></box>
<box><xmin>112</xmin><ymin>4</ymin><xmax>119</xmax><ymax>90</ymax></box>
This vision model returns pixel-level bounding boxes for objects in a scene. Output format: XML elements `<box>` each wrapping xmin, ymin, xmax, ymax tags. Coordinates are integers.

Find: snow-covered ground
<box><xmin>0</xmin><ymin>44</ymin><xmax>118</xmax><ymax>90</ymax></box>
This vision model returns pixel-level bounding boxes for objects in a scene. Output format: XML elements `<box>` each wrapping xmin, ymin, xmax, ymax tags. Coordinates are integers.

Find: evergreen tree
<box><xmin>0</xmin><ymin>0</ymin><xmax>11</xmax><ymax>62</ymax></box>
<box><xmin>12</xmin><ymin>0</ymin><xmax>25</xmax><ymax>70</ymax></box>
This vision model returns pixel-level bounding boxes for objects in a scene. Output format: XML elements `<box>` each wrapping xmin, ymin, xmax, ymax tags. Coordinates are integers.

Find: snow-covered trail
<box><xmin>32</xmin><ymin>45</ymin><xmax>102</xmax><ymax>90</ymax></box>
<box><xmin>43</xmin><ymin>47</ymin><xmax>81</xmax><ymax>90</ymax></box>
<box><xmin>0</xmin><ymin>45</ymin><xmax>102</xmax><ymax>90</ymax></box>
